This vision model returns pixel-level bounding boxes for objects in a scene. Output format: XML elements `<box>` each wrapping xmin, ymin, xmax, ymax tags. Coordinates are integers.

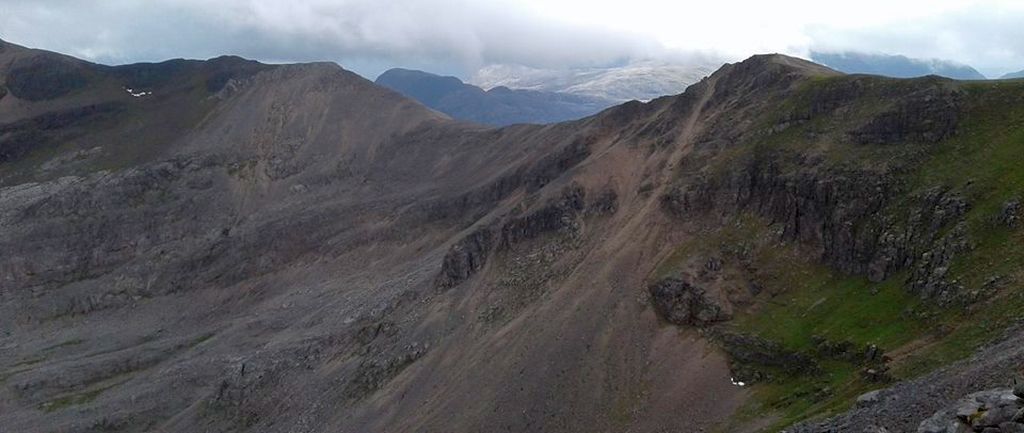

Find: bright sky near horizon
<box><xmin>1</xmin><ymin>0</ymin><xmax>1022</xmax><ymax>79</ymax></box>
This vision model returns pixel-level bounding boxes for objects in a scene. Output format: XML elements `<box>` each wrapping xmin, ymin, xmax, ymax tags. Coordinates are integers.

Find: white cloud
<box><xmin>1</xmin><ymin>0</ymin><xmax>1023</xmax><ymax>78</ymax></box>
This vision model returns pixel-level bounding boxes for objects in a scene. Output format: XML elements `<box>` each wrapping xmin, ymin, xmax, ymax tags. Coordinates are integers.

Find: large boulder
<box><xmin>648</xmin><ymin>277</ymin><xmax>730</xmax><ymax>327</ymax></box>
<box><xmin>1000</xmin><ymin>200</ymin><xmax>1021</xmax><ymax>228</ymax></box>
<box><xmin>857</xmin><ymin>390</ymin><xmax>883</xmax><ymax>408</ymax></box>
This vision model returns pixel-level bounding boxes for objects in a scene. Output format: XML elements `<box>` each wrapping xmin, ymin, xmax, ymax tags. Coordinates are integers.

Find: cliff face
<box><xmin>2</xmin><ymin>42</ymin><xmax>1024</xmax><ymax>433</ymax></box>
<box><xmin>648</xmin><ymin>58</ymin><xmax>1024</xmax><ymax>430</ymax></box>
<box><xmin>661</xmin><ymin>73</ymin><xmax>973</xmax><ymax>301</ymax></box>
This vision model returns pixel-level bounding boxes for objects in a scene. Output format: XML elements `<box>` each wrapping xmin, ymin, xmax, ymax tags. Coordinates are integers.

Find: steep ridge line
<box><xmin>2</xmin><ymin>40</ymin><xmax>1023</xmax><ymax>433</ymax></box>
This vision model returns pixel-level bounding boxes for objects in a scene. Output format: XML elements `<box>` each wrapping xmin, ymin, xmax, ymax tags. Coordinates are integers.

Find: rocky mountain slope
<box><xmin>375</xmin><ymin>68</ymin><xmax>614</xmax><ymax>126</ymax></box>
<box><xmin>470</xmin><ymin>59</ymin><xmax>719</xmax><ymax>102</ymax></box>
<box><xmin>811</xmin><ymin>51</ymin><xmax>987</xmax><ymax>80</ymax></box>
<box><xmin>2</xmin><ymin>37</ymin><xmax>1024</xmax><ymax>433</ymax></box>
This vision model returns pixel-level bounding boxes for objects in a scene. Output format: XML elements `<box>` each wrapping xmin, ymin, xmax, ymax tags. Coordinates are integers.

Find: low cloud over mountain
<box><xmin>4</xmin><ymin>0</ymin><xmax>1024</xmax><ymax>79</ymax></box>
<box><xmin>811</xmin><ymin>51</ymin><xmax>987</xmax><ymax>80</ymax></box>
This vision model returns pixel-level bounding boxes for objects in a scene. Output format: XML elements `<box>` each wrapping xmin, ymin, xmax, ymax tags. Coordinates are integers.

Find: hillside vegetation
<box><xmin>1</xmin><ymin>38</ymin><xmax>1023</xmax><ymax>433</ymax></box>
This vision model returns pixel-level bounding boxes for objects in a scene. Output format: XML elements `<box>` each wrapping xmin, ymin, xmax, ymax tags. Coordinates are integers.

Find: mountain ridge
<box><xmin>2</xmin><ymin>40</ymin><xmax>1024</xmax><ymax>433</ymax></box>
<box><xmin>811</xmin><ymin>50</ymin><xmax>987</xmax><ymax>80</ymax></box>
<box><xmin>1002</xmin><ymin>69</ymin><xmax>1024</xmax><ymax>79</ymax></box>
<box><xmin>375</xmin><ymin>67</ymin><xmax>614</xmax><ymax>125</ymax></box>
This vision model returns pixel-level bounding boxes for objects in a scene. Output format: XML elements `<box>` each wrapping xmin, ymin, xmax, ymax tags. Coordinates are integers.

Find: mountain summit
<box><xmin>3</xmin><ymin>41</ymin><xmax>1024</xmax><ymax>433</ymax></box>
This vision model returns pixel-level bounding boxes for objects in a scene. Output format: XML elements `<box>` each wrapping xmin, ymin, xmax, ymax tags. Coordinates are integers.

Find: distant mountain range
<box><xmin>811</xmin><ymin>51</ymin><xmax>987</xmax><ymax>80</ymax></box>
<box><xmin>1002</xmin><ymin>70</ymin><xmax>1024</xmax><ymax>79</ymax></box>
<box><xmin>9</xmin><ymin>35</ymin><xmax>1024</xmax><ymax>433</ymax></box>
<box><xmin>375</xmin><ymin>68</ymin><xmax>614</xmax><ymax>126</ymax></box>
<box><xmin>469</xmin><ymin>60</ymin><xmax>719</xmax><ymax>102</ymax></box>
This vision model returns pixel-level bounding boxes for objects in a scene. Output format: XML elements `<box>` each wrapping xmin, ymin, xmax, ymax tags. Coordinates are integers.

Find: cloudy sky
<box><xmin>1</xmin><ymin>0</ymin><xmax>1023</xmax><ymax>79</ymax></box>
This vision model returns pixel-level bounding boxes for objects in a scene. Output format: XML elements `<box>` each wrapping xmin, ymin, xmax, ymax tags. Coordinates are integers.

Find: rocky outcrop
<box><xmin>907</xmin><ymin>222</ymin><xmax>971</xmax><ymax>300</ymax></box>
<box><xmin>419</xmin><ymin>133</ymin><xmax>591</xmax><ymax>223</ymax></box>
<box><xmin>788</xmin><ymin>325</ymin><xmax>1024</xmax><ymax>433</ymax></box>
<box><xmin>662</xmin><ymin>157</ymin><xmax>898</xmax><ymax>249</ymax></box>
<box><xmin>917</xmin><ymin>388</ymin><xmax>1024</xmax><ymax>433</ymax></box>
<box><xmin>435</xmin><ymin>227</ymin><xmax>494</xmax><ymax>289</ymax></box>
<box><xmin>343</xmin><ymin>342</ymin><xmax>428</xmax><ymax>400</ymax></box>
<box><xmin>811</xmin><ymin>336</ymin><xmax>890</xmax><ymax>367</ymax></box>
<box><xmin>648</xmin><ymin>277</ymin><xmax>730</xmax><ymax>327</ymax></box>
<box><xmin>851</xmin><ymin>84</ymin><xmax>963</xmax><ymax>145</ymax></box>
<box><xmin>500</xmin><ymin>184</ymin><xmax>585</xmax><ymax>247</ymax></box>
<box><xmin>711</xmin><ymin>331</ymin><xmax>819</xmax><ymax>383</ymax></box>
<box><xmin>434</xmin><ymin>183</ymin><xmax>593</xmax><ymax>289</ymax></box>
<box><xmin>586</xmin><ymin>187</ymin><xmax>618</xmax><ymax>215</ymax></box>
<box><xmin>770</xmin><ymin>75</ymin><xmax>964</xmax><ymax>146</ymax></box>
<box><xmin>1000</xmin><ymin>200</ymin><xmax>1021</xmax><ymax>228</ymax></box>
<box><xmin>662</xmin><ymin>153</ymin><xmax>972</xmax><ymax>301</ymax></box>
<box><xmin>783</xmin><ymin>77</ymin><xmax>868</xmax><ymax>124</ymax></box>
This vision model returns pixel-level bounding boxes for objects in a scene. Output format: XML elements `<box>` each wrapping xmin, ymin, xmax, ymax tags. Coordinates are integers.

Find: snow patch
<box><xmin>124</xmin><ymin>87</ymin><xmax>152</xmax><ymax>98</ymax></box>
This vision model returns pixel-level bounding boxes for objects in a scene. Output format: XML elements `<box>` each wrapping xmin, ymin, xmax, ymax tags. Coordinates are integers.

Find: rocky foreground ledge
<box><xmin>916</xmin><ymin>387</ymin><xmax>1024</xmax><ymax>433</ymax></box>
<box><xmin>788</xmin><ymin>325</ymin><xmax>1024</xmax><ymax>433</ymax></box>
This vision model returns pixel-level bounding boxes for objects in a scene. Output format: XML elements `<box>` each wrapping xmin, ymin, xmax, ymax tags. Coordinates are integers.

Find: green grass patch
<box><xmin>187</xmin><ymin>332</ymin><xmax>216</xmax><ymax>348</ymax></box>
<box><xmin>39</xmin><ymin>382</ymin><xmax>119</xmax><ymax>413</ymax></box>
<box><xmin>726</xmin><ymin>263</ymin><xmax>925</xmax><ymax>428</ymax></box>
<box><xmin>735</xmin><ymin>360</ymin><xmax>876</xmax><ymax>431</ymax></box>
<box><xmin>714</xmin><ymin>79</ymin><xmax>1024</xmax><ymax>431</ymax></box>
<box><xmin>654</xmin><ymin>213</ymin><xmax>930</xmax><ymax>430</ymax></box>
<box><xmin>733</xmin><ymin>271</ymin><xmax>922</xmax><ymax>353</ymax></box>
<box><xmin>888</xmin><ymin>81</ymin><xmax>1024</xmax><ymax>376</ymax></box>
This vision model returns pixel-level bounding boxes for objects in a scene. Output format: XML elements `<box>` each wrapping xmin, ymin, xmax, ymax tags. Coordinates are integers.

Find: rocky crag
<box><xmin>2</xmin><ymin>39</ymin><xmax>1024</xmax><ymax>433</ymax></box>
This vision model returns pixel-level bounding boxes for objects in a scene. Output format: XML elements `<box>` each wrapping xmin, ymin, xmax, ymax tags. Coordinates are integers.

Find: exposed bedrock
<box><xmin>850</xmin><ymin>84</ymin><xmax>963</xmax><ymax>145</ymax></box>
<box><xmin>648</xmin><ymin>277</ymin><xmax>731</xmax><ymax>327</ymax></box>
<box><xmin>710</xmin><ymin>330</ymin><xmax>821</xmax><ymax>383</ymax></box>
<box><xmin>418</xmin><ymin>134</ymin><xmax>592</xmax><ymax>224</ymax></box>
<box><xmin>499</xmin><ymin>183</ymin><xmax>585</xmax><ymax>247</ymax></box>
<box><xmin>662</xmin><ymin>153</ymin><xmax>972</xmax><ymax>301</ymax></box>
<box><xmin>435</xmin><ymin>227</ymin><xmax>494</xmax><ymax>289</ymax></box>
<box><xmin>916</xmin><ymin>388</ymin><xmax>1024</xmax><ymax>433</ymax></box>
<box><xmin>434</xmin><ymin>183</ymin><xmax>590</xmax><ymax>289</ymax></box>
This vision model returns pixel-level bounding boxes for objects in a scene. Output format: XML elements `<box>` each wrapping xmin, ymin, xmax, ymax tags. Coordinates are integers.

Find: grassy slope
<box><xmin>660</xmin><ymin>78</ymin><xmax>1024</xmax><ymax>431</ymax></box>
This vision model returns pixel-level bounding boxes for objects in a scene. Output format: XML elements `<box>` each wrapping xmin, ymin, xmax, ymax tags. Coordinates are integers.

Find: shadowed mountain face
<box><xmin>4</xmin><ymin>39</ymin><xmax>1024</xmax><ymax>433</ymax></box>
<box><xmin>811</xmin><ymin>51</ymin><xmax>987</xmax><ymax>80</ymax></box>
<box><xmin>375</xmin><ymin>68</ymin><xmax>613</xmax><ymax>126</ymax></box>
